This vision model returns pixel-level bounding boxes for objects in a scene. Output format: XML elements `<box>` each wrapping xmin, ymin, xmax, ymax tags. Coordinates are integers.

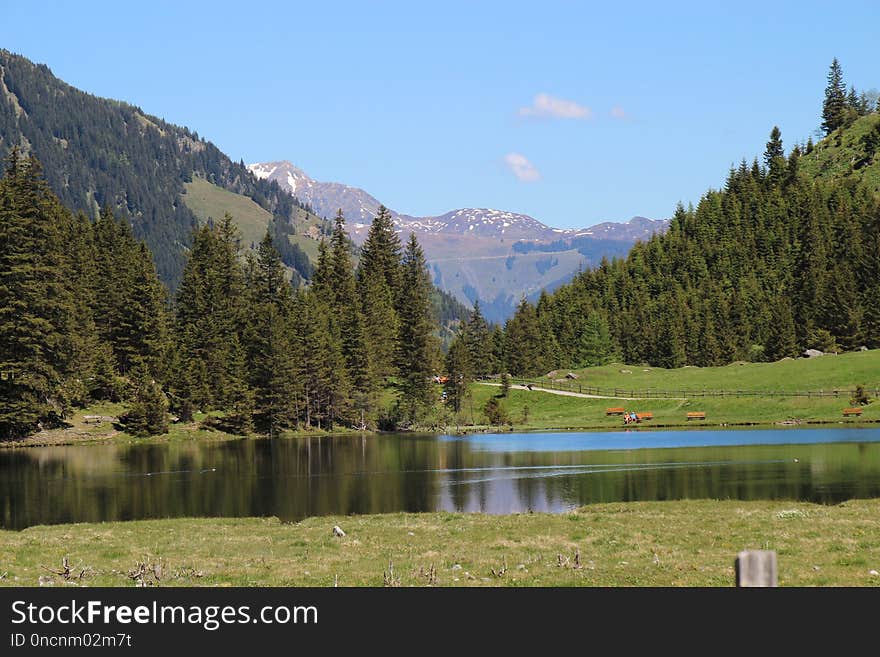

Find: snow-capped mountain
<box><xmin>248</xmin><ymin>160</ymin><xmax>669</xmax><ymax>322</ymax></box>
<box><xmin>249</xmin><ymin>161</ymin><xmax>394</xmax><ymax>226</ymax></box>
<box><xmin>248</xmin><ymin>160</ymin><xmax>667</xmax><ymax>243</ymax></box>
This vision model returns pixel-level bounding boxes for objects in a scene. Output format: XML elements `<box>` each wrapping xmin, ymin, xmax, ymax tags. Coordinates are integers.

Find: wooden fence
<box><xmin>512</xmin><ymin>378</ymin><xmax>880</xmax><ymax>399</ymax></box>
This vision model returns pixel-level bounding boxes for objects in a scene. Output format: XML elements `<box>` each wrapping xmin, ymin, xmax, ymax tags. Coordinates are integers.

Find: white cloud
<box><xmin>610</xmin><ymin>105</ymin><xmax>628</xmax><ymax>120</ymax></box>
<box><xmin>505</xmin><ymin>153</ymin><xmax>541</xmax><ymax>182</ymax></box>
<box><xmin>519</xmin><ymin>93</ymin><xmax>592</xmax><ymax>120</ymax></box>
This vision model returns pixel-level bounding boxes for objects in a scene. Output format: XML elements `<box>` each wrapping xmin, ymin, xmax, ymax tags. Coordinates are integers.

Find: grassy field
<box><xmin>543</xmin><ymin>349</ymin><xmax>880</xmax><ymax>394</ymax></box>
<box><xmin>798</xmin><ymin>112</ymin><xmax>880</xmax><ymax>196</ymax></box>
<box><xmin>2</xmin><ymin>499</ymin><xmax>879</xmax><ymax>587</ymax></box>
<box><xmin>5</xmin><ymin>350</ymin><xmax>878</xmax><ymax>447</ymax></box>
<box><xmin>183</xmin><ymin>176</ymin><xmax>275</xmax><ymax>248</ymax></box>
<box><xmin>458</xmin><ymin>350</ymin><xmax>880</xmax><ymax>431</ymax></box>
<box><xmin>466</xmin><ymin>383</ymin><xmax>878</xmax><ymax>431</ymax></box>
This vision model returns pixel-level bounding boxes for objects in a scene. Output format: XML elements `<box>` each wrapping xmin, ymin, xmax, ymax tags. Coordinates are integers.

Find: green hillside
<box><xmin>495</xmin><ymin>105</ymin><xmax>880</xmax><ymax>377</ymax></box>
<box><xmin>0</xmin><ymin>49</ymin><xmax>308</xmax><ymax>286</ymax></box>
<box><xmin>184</xmin><ymin>176</ymin><xmax>275</xmax><ymax>248</ymax></box>
<box><xmin>799</xmin><ymin>113</ymin><xmax>880</xmax><ymax>195</ymax></box>
<box><xmin>554</xmin><ymin>349</ymin><xmax>880</xmax><ymax>393</ymax></box>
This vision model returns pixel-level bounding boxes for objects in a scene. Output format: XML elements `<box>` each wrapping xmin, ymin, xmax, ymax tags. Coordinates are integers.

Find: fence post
<box><xmin>735</xmin><ymin>550</ymin><xmax>777</xmax><ymax>587</ymax></box>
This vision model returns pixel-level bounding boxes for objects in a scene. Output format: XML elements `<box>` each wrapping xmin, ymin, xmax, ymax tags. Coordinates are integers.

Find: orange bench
<box><xmin>843</xmin><ymin>407</ymin><xmax>863</xmax><ymax>417</ymax></box>
<box><xmin>606</xmin><ymin>407</ymin><xmax>625</xmax><ymax>416</ymax></box>
<box><xmin>636</xmin><ymin>412</ymin><xmax>653</xmax><ymax>421</ymax></box>
<box><xmin>687</xmin><ymin>412</ymin><xmax>706</xmax><ymax>420</ymax></box>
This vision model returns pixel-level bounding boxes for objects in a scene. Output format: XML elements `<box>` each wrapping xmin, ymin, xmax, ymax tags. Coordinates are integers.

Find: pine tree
<box><xmin>444</xmin><ymin>334</ymin><xmax>472</xmax><ymax>416</ymax></box>
<box><xmin>764</xmin><ymin>126</ymin><xmax>786</xmax><ymax>184</ymax></box>
<box><xmin>490</xmin><ymin>324</ymin><xmax>506</xmax><ymax>374</ymax></box>
<box><xmin>92</xmin><ymin>210</ymin><xmax>169</xmax><ymax>379</ymax></box>
<box><xmin>577</xmin><ymin>311</ymin><xmax>616</xmax><ymax>366</ymax></box>
<box><xmin>172</xmin><ymin>214</ymin><xmax>249</xmax><ymax>414</ymax></box>
<box><xmin>243</xmin><ymin>232</ymin><xmax>297</xmax><ymax>435</ymax></box>
<box><xmin>0</xmin><ymin>152</ymin><xmax>78</xmax><ymax>438</ymax></box>
<box><xmin>292</xmin><ymin>290</ymin><xmax>350</xmax><ymax>430</ymax></box>
<box><xmin>119</xmin><ymin>374</ymin><xmax>170</xmax><ymax>437</ymax></box>
<box><xmin>358</xmin><ymin>205</ymin><xmax>402</xmax><ymax>298</ymax></box>
<box><xmin>463</xmin><ymin>301</ymin><xmax>493</xmax><ymax>378</ymax></box>
<box><xmin>326</xmin><ymin>210</ymin><xmax>374</xmax><ymax>426</ymax></box>
<box><xmin>357</xmin><ymin>206</ymin><xmax>402</xmax><ymax>380</ymax></box>
<box><xmin>765</xmin><ymin>294</ymin><xmax>799</xmax><ymax>360</ymax></box>
<box><xmin>56</xmin><ymin>208</ymin><xmax>113</xmax><ymax>406</ymax></box>
<box><xmin>397</xmin><ymin>233</ymin><xmax>436</xmax><ymax>426</ymax></box>
<box><xmin>360</xmin><ymin>272</ymin><xmax>399</xmax><ymax>380</ymax></box>
<box><xmin>822</xmin><ymin>58</ymin><xmax>848</xmax><ymax>135</ymax></box>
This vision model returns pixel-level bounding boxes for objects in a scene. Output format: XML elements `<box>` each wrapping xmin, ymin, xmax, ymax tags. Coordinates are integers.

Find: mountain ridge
<box><xmin>249</xmin><ymin>159</ymin><xmax>668</xmax><ymax>242</ymax></box>
<box><xmin>249</xmin><ymin>159</ymin><xmax>668</xmax><ymax>321</ymax></box>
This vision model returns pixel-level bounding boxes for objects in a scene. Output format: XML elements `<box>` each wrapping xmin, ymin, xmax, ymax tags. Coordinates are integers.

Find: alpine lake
<box><xmin>3</xmin><ymin>426</ymin><xmax>880</xmax><ymax>530</ymax></box>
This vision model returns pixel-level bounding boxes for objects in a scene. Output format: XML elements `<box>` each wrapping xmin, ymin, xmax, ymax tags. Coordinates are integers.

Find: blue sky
<box><xmin>1</xmin><ymin>1</ymin><xmax>877</xmax><ymax>228</ymax></box>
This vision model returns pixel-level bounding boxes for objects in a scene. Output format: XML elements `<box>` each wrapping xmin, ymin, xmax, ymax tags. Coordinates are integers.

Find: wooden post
<box><xmin>735</xmin><ymin>550</ymin><xmax>777</xmax><ymax>587</ymax></box>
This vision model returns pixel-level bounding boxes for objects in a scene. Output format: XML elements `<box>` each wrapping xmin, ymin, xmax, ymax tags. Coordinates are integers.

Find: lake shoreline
<box><xmin>4</xmin><ymin>415</ymin><xmax>878</xmax><ymax>449</ymax></box>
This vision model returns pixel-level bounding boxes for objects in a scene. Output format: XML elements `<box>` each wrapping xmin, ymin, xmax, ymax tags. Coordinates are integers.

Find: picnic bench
<box><xmin>687</xmin><ymin>412</ymin><xmax>706</xmax><ymax>420</ymax></box>
<box><xmin>606</xmin><ymin>407</ymin><xmax>625</xmax><ymax>416</ymax></box>
<box><xmin>843</xmin><ymin>407</ymin><xmax>863</xmax><ymax>417</ymax></box>
<box><xmin>636</xmin><ymin>412</ymin><xmax>653</xmax><ymax>421</ymax></box>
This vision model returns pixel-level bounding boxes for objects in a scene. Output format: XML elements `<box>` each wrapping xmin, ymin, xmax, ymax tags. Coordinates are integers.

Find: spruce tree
<box><xmin>397</xmin><ymin>233</ymin><xmax>436</xmax><ymax>426</ymax></box>
<box><xmin>444</xmin><ymin>334</ymin><xmax>472</xmax><ymax>416</ymax></box>
<box><xmin>577</xmin><ymin>311</ymin><xmax>616</xmax><ymax>366</ymax></box>
<box><xmin>0</xmin><ymin>152</ymin><xmax>78</xmax><ymax>438</ymax></box>
<box><xmin>327</xmin><ymin>210</ymin><xmax>374</xmax><ymax>427</ymax></box>
<box><xmin>92</xmin><ymin>210</ymin><xmax>169</xmax><ymax>379</ymax></box>
<box><xmin>243</xmin><ymin>232</ymin><xmax>297</xmax><ymax>435</ymax></box>
<box><xmin>292</xmin><ymin>290</ymin><xmax>350</xmax><ymax>430</ymax></box>
<box><xmin>822</xmin><ymin>58</ymin><xmax>847</xmax><ymax>135</ymax></box>
<box><xmin>765</xmin><ymin>294</ymin><xmax>799</xmax><ymax>360</ymax></box>
<box><xmin>119</xmin><ymin>374</ymin><xmax>170</xmax><ymax>437</ymax></box>
<box><xmin>764</xmin><ymin>126</ymin><xmax>786</xmax><ymax>184</ymax></box>
<box><xmin>172</xmin><ymin>214</ymin><xmax>250</xmax><ymax>414</ymax></box>
<box><xmin>463</xmin><ymin>300</ymin><xmax>493</xmax><ymax>378</ymax></box>
<box><xmin>357</xmin><ymin>206</ymin><xmax>401</xmax><ymax>380</ymax></box>
<box><xmin>358</xmin><ymin>205</ymin><xmax>402</xmax><ymax>298</ymax></box>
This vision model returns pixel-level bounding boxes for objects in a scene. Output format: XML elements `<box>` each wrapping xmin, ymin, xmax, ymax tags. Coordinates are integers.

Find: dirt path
<box><xmin>477</xmin><ymin>382</ymin><xmax>685</xmax><ymax>401</ymax></box>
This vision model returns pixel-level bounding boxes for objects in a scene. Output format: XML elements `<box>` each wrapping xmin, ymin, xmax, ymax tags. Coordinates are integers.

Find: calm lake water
<box><xmin>2</xmin><ymin>427</ymin><xmax>880</xmax><ymax>529</ymax></box>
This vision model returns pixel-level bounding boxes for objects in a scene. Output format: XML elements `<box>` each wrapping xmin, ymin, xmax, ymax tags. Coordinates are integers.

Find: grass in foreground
<box><xmin>2</xmin><ymin>500</ymin><xmax>880</xmax><ymax>587</ymax></box>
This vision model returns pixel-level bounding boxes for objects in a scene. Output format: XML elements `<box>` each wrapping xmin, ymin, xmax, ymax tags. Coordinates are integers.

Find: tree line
<box><xmin>0</xmin><ymin>152</ymin><xmax>441</xmax><ymax>440</ymax></box>
<box><xmin>486</xmin><ymin>62</ymin><xmax>880</xmax><ymax>377</ymax></box>
<box><xmin>0</xmin><ymin>49</ymin><xmax>314</xmax><ymax>287</ymax></box>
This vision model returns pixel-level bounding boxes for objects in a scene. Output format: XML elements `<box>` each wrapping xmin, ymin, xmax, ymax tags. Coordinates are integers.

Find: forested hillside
<box><xmin>472</xmin><ymin>60</ymin><xmax>880</xmax><ymax>377</ymax></box>
<box><xmin>0</xmin><ymin>50</ymin><xmax>313</xmax><ymax>285</ymax></box>
<box><xmin>0</xmin><ymin>154</ymin><xmax>443</xmax><ymax>440</ymax></box>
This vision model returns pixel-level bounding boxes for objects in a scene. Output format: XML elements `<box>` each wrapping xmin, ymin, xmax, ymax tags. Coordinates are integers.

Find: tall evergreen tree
<box><xmin>0</xmin><ymin>152</ymin><xmax>78</xmax><ymax>438</ymax></box>
<box><xmin>822</xmin><ymin>58</ymin><xmax>848</xmax><ymax>135</ymax></box>
<box><xmin>357</xmin><ymin>205</ymin><xmax>402</xmax><ymax>380</ymax></box>
<box><xmin>396</xmin><ymin>233</ymin><xmax>436</xmax><ymax>425</ymax></box>
<box><xmin>92</xmin><ymin>210</ymin><xmax>169</xmax><ymax>379</ymax></box>
<box><xmin>291</xmin><ymin>290</ymin><xmax>350</xmax><ymax>430</ymax></box>
<box><xmin>765</xmin><ymin>294</ymin><xmax>799</xmax><ymax>360</ymax></box>
<box><xmin>444</xmin><ymin>334</ymin><xmax>472</xmax><ymax>417</ymax></box>
<box><xmin>577</xmin><ymin>311</ymin><xmax>616</xmax><ymax>367</ymax></box>
<box><xmin>172</xmin><ymin>214</ymin><xmax>249</xmax><ymax>417</ymax></box>
<box><xmin>764</xmin><ymin>126</ymin><xmax>786</xmax><ymax>184</ymax></box>
<box><xmin>326</xmin><ymin>210</ymin><xmax>374</xmax><ymax>427</ymax></box>
<box><xmin>463</xmin><ymin>300</ymin><xmax>493</xmax><ymax>378</ymax></box>
<box><xmin>358</xmin><ymin>205</ymin><xmax>402</xmax><ymax>298</ymax></box>
<box><xmin>243</xmin><ymin>232</ymin><xmax>297</xmax><ymax>435</ymax></box>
